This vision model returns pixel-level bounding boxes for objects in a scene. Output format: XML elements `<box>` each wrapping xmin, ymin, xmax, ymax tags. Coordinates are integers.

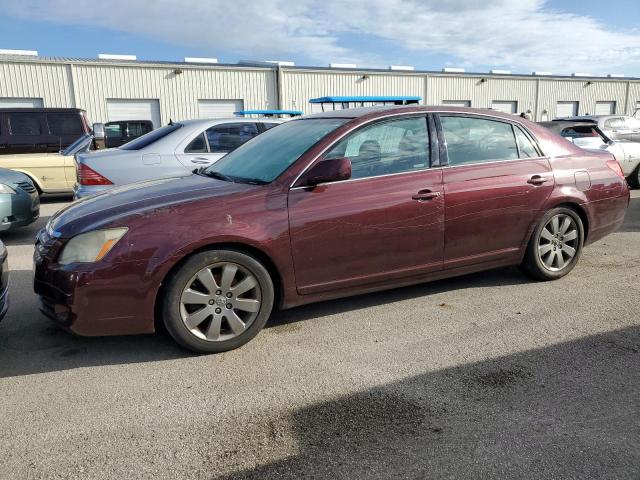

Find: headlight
<box><xmin>58</xmin><ymin>228</ymin><xmax>128</xmax><ymax>265</ymax></box>
<box><xmin>0</xmin><ymin>184</ymin><xmax>16</xmax><ymax>195</ymax></box>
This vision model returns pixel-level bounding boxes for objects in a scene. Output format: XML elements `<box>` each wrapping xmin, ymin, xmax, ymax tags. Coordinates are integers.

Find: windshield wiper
<box><xmin>199</xmin><ymin>170</ymin><xmax>235</xmax><ymax>183</ymax></box>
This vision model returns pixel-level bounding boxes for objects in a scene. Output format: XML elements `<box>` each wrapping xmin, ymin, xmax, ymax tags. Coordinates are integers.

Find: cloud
<box><xmin>2</xmin><ymin>0</ymin><xmax>640</xmax><ymax>74</ymax></box>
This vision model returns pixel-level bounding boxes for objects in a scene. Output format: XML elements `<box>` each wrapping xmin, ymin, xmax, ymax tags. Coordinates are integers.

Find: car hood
<box><xmin>0</xmin><ymin>167</ymin><xmax>31</xmax><ymax>185</ymax></box>
<box><xmin>49</xmin><ymin>174</ymin><xmax>258</xmax><ymax>237</ymax></box>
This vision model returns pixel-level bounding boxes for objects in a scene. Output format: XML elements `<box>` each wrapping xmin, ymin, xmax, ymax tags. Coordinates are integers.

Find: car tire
<box><xmin>521</xmin><ymin>207</ymin><xmax>584</xmax><ymax>281</ymax></box>
<box><xmin>627</xmin><ymin>164</ymin><xmax>640</xmax><ymax>189</ymax></box>
<box><xmin>161</xmin><ymin>249</ymin><xmax>274</xmax><ymax>354</ymax></box>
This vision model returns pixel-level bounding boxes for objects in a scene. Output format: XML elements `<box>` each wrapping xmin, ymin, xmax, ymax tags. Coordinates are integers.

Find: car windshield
<box><xmin>62</xmin><ymin>134</ymin><xmax>93</xmax><ymax>156</ymax></box>
<box><xmin>625</xmin><ymin>117</ymin><xmax>640</xmax><ymax>129</ymax></box>
<box><xmin>204</xmin><ymin>118</ymin><xmax>347</xmax><ymax>183</ymax></box>
<box><xmin>119</xmin><ymin>123</ymin><xmax>182</xmax><ymax>150</ymax></box>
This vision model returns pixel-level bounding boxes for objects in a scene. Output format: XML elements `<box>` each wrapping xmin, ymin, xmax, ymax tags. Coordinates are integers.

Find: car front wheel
<box><xmin>162</xmin><ymin>249</ymin><xmax>274</xmax><ymax>353</ymax></box>
<box><xmin>521</xmin><ymin>207</ymin><xmax>584</xmax><ymax>281</ymax></box>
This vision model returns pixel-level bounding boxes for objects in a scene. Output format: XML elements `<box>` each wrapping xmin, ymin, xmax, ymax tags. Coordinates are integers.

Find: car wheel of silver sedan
<box><xmin>162</xmin><ymin>249</ymin><xmax>274</xmax><ymax>353</ymax></box>
<box><xmin>522</xmin><ymin>207</ymin><xmax>584</xmax><ymax>281</ymax></box>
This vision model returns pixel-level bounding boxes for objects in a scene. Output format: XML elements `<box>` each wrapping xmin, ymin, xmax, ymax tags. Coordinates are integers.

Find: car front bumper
<box><xmin>32</xmin><ymin>228</ymin><xmax>157</xmax><ymax>336</ymax></box>
<box><xmin>0</xmin><ymin>253</ymin><xmax>8</xmax><ymax>322</ymax></box>
<box><xmin>0</xmin><ymin>191</ymin><xmax>40</xmax><ymax>232</ymax></box>
<box><xmin>73</xmin><ymin>183</ymin><xmax>113</xmax><ymax>200</ymax></box>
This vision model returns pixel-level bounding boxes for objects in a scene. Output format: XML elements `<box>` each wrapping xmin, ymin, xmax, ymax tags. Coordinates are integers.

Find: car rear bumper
<box><xmin>73</xmin><ymin>183</ymin><xmax>113</xmax><ymax>200</ymax></box>
<box><xmin>0</xmin><ymin>191</ymin><xmax>40</xmax><ymax>231</ymax></box>
<box><xmin>32</xmin><ymin>229</ymin><xmax>157</xmax><ymax>336</ymax></box>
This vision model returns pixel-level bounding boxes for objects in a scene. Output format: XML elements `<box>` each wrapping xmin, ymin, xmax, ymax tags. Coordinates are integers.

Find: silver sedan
<box><xmin>74</xmin><ymin>118</ymin><xmax>283</xmax><ymax>199</ymax></box>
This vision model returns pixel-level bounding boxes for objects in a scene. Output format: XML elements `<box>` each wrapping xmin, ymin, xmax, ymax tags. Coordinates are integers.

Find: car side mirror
<box><xmin>296</xmin><ymin>157</ymin><xmax>352</xmax><ymax>187</ymax></box>
<box><xmin>92</xmin><ymin>123</ymin><xmax>106</xmax><ymax>150</ymax></box>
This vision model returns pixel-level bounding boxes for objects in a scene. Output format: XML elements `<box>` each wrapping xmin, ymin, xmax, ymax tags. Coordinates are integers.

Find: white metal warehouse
<box><xmin>1</xmin><ymin>52</ymin><xmax>639</xmax><ymax>126</ymax></box>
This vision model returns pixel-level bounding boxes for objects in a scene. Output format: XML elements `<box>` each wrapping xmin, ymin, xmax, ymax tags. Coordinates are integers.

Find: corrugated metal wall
<box><xmin>1</xmin><ymin>57</ymin><xmax>640</xmax><ymax>122</ymax></box>
<box><xmin>72</xmin><ymin>64</ymin><xmax>277</xmax><ymax>124</ymax></box>
<box><xmin>537</xmin><ymin>79</ymin><xmax>628</xmax><ymax>120</ymax></box>
<box><xmin>0</xmin><ymin>61</ymin><xmax>73</xmax><ymax>107</ymax></box>
<box><xmin>280</xmin><ymin>69</ymin><xmax>424</xmax><ymax>114</ymax></box>
<box><xmin>425</xmin><ymin>75</ymin><xmax>538</xmax><ymax>115</ymax></box>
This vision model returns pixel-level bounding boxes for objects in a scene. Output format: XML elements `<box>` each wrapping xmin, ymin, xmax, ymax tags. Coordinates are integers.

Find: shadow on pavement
<box><xmin>618</xmin><ymin>196</ymin><xmax>640</xmax><ymax>233</ymax></box>
<box><xmin>220</xmin><ymin>326</ymin><xmax>640</xmax><ymax>479</ymax></box>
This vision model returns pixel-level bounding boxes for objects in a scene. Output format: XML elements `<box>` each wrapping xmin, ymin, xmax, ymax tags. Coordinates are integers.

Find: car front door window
<box><xmin>324</xmin><ymin>116</ymin><xmax>430</xmax><ymax>179</ymax></box>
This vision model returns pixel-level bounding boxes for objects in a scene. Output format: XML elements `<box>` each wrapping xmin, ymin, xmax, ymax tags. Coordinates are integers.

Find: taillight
<box><xmin>606</xmin><ymin>159</ymin><xmax>625</xmax><ymax>179</ymax></box>
<box><xmin>77</xmin><ymin>163</ymin><xmax>113</xmax><ymax>186</ymax></box>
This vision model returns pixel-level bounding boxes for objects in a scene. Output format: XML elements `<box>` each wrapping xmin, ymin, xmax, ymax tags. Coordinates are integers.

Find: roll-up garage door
<box><xmin>594</xmin><ymin>101</ymin><xmax>615</xmax><ymax>115</ymax></box>
<box><xmin>106</xmin><ymin>99</ymin><xmax>161</xmax><ymax>128</ymax></box>
<box><xmin>492</xmin><ymin>101</ymin><xmax>517</xmax><ymax>114</ymax></box>
<box><xmin>0</xmin><ymin>97</ymin><xmax>44</xmax><ymax>108</ymax></box>
<box><xmin>198</xmin><ymin>100</ymin><xmax>244</xmax><ymax>118</ymax></box>
<box><xmin>556</xmin><ymin>101</ymin><xmax>578</xmax><ymax>118</ymax></box>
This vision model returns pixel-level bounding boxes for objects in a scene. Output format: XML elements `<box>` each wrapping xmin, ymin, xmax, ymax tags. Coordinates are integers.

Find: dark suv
<box><xmin>0</xmin><ymin>108</ymin><xmax>92</xmax><ymax>154</ymax></box>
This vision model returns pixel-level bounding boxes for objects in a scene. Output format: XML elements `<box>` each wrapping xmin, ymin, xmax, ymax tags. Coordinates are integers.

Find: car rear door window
<box><xmin>514</xmin><ymin>127</ymin><xmax>540</xmax><ymax>158</ymax></box>
<box><xmin>185</xmin><ymin>133</ymin><xmax>208</xmax><ymax>153</ymax></box>
<box><xmin>127</xmin><ymin>122</ymin><xmax>152</xmax><ymax>137</ymax></box>
<box><xmin>105</xmin><ymin>123</ymin><xmax>123</xmax><ymax>138</ymax></box>
<box><xmin>8</xmin><ymin>113</ymin><xmax>42</xmax><ymax>136</ymax></box>
<box><xmin>440</xmin><ymin>116</ymin><xmax>518</xmax><ymax>165</ymax></box>
<box><xmin>206</xmin><ymin>123</ymin><xmax>260</xmax><ymax>153</ymax></box>
<box><xmin>47</xmin><ymin>113</ymin><xmax>83</xmax><ymax>136</ymax></box>
<box><xmin>324</xmin><ymin>116</ymin><xmax>430</xmax><ymax>179</ymax></box>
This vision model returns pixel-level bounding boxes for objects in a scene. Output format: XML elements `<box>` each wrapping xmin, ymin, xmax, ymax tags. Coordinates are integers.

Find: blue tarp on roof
<box><xmin>309</xmin><ymin>96</ymin><xmax>421</xmax><ymax>103</ymax></box>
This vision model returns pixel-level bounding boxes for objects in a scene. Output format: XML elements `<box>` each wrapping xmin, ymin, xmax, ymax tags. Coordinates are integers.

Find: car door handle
<box><xmin>412</xmin><ymin>189</ymin><xmax>441</xmax><ymax>201</ymax></box>
<box><xmin>527</xmin><ymin>175</ymin><xmax>549</xmax><ymax>185</ymax></box>
<box><xmin>191</xmin><ymin>158</ymin><xmax>209</xmax><ymax>164</ymax></box>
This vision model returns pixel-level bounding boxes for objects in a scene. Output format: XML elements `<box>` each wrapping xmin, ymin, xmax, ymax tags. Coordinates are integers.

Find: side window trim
<box><xmin>427</xmin><ymin>113</ymin><xmax>440</xmax><ymax>167</ymax></box>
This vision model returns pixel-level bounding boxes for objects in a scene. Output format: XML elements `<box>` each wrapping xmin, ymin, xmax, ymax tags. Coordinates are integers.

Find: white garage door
<box><xmin>556</xmin><ymin>101</ymin><xmax>578</xmax><ymax>118</ymax></box>
<box><xmin>442</xmin><ymin>100</ymin><xmax>471</xmax><ymax>107</ymax></box>
<box><xmin>0</xmin><ymin>97</ymin><xmax>44</xmax><ymax>108</ymax></box>
<box><xmin>492</xmin><ymin>101</ymin><xmax>517</xmax><ymax>114</ymax></box>
<box><xmin>198</xmin><ymin>100</ymin><xmax>244</xmax><ymax>118</ymax></box>
<box><xmin>107</xmin><ymin>99</ymin><xmax>161</xmax><ymax>128</ymax></box>
<box><xmin>594</xmin><ymin>101</ymin><xmax>616</xmax><ymax>115</ymax></box>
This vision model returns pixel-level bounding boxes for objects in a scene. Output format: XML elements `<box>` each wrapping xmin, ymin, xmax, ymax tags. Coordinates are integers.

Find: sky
<box><xmin>0</xmin><ymin>0</ymin><xmax>639</xmax><ymax>76</ymax></box>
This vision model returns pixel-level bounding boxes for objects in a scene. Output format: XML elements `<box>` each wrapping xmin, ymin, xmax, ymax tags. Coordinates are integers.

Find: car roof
<box><xmin>0</xmin><ymin>107</ymin><xmax>86</xmax><ymax>114</ymax></box>
<box><xmin>301</xmin><ymin>105</ymin><xmax>524</xmax><ymax>121</ymax></box>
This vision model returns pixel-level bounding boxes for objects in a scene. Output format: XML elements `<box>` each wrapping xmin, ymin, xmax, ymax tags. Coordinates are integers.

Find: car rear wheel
<box><xmin>162</xmin><ymin>249</ymin><xmax>274</xmax><ymax>353</ymax></box>
<box><xmin>521</xmin><ymin>207</ymin><xmax>584</xmax><ymax>281</ymax></box>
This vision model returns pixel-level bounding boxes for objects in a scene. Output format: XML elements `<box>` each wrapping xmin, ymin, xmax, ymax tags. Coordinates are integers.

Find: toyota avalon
<box><xmin>34</xmin><ymin>106</ymin><xmax>629</xmax><ymax>353</ymax></box>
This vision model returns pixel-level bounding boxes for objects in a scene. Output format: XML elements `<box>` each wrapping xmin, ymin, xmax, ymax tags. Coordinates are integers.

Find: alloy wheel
<box><xmin>537</xmin><ymin>213</ymin><xmax>579</xmax><ymax>272</ymax></box>
<box><xmin>179</xmin><ymin>262</ymin><xmax>262</xmax><ymax>342</ymax></box>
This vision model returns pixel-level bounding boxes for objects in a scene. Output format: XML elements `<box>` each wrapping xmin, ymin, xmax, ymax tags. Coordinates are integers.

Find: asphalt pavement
<box><xmin>0</xmin><ymin>191</ymin><xmax>638</xmax><ymax>479</ymax></box>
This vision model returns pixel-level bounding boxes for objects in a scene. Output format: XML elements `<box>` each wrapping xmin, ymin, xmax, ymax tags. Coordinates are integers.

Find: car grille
<box><xmin>15</xmin><ymin>180</ymin><xmax>37</xmax><ymax>194</ymax></box>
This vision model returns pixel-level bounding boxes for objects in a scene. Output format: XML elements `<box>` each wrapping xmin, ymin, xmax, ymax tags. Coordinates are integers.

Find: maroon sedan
<box><xmin>34</xmin><ymin>106</ymin><xmax>629</xmax><ymax>353</ymax></box>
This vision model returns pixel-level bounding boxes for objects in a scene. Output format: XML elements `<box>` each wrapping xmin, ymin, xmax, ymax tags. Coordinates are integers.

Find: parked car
<box><xmin>0</xmin><ymin>239</ymin><xmax>7</xmax><ymax>322</ymax></box>
<box><xmin>0</xmin><ymin>108</ymin><xmax>92</xmax><ymax>194</ymax></box>
<box><xmin>73</xmin><ymin>118</ymin><xmax>285</xmax><ymax>199</ymax></box>
<box><xmin>557</xmin><ymin>115</ymin><xmax>640</xmax><ymax>143</ymax></box>
<box><xmin>0</xmin><ymin>167</ymin><xmax>40</xmax><ymax>231</ymax></box>
<box><xmin>34</xmin><ymin>106</ymin><xmax>629</xmax><ymax>354</ymax></box>
<box><xmin>541</xmin><ymin>120</ymin><xmax>640</xmax><ymax>187</ymax></box>
<box><xmin>104</xmin><ymin>120</ymin><xmax>153</xmax><ymax>148</ymax></box>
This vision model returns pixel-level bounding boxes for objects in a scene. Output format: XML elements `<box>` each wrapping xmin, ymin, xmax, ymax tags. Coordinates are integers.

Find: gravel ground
<box><xmin>0</xmin><ymin>191</ymin><xmax>638</xmax><ymax>479</ymax></box>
